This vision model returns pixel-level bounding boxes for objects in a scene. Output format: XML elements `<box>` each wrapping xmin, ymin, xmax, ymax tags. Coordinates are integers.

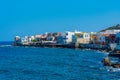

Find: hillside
<box><xmin>99</xmin><ymin>24</ymin><xmax>120</xmax><ymax>32</ymax></box>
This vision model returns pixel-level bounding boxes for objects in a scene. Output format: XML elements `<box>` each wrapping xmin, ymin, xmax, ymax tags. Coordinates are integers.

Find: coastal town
<box><xmin>14</xmin><ymin>24</ymin><xmax>120</xmax><ymax>68</ymax></box>
<box><xmin>1</xmin><ymin>0</ymin><xmax>120</xmax><ymax>79</ymax></box>
<box><xmin>14</xmin><ymin>24</ymin><xmax>120</xmax><ymax>51</ymax></box>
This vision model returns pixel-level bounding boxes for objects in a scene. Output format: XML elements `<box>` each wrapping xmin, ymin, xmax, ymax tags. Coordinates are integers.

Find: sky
<box><xmin>0</xmin><ymin>0</ymin><xmax>120</xmax><ymax>41</ymax></box>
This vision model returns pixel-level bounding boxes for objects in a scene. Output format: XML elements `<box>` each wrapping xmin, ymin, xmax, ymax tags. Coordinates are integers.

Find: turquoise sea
<box><xmin>0</xmin><ymin>41</ymin><xmax>120</xmax><ymax>80</ymax></box>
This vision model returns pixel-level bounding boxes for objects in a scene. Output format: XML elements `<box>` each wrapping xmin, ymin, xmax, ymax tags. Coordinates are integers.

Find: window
<box><xmin>66</xmin><ymin>33</ymin><xmax>68</xmax><ymax>35</ymax></box>
<box><xmin>86</xmin><ymin>35</ymin><xmax>88</xmax><ymax>37</ymax></box>
<box><xmin>80</xmin><ymin>34</ymin><xmax>83</xmax><ymax>38</ymax></box>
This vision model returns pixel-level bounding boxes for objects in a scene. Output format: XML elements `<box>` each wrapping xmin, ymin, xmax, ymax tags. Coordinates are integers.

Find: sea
<box><xmin>0</xmin><ymin>41</ymin><xmax>120</xmax><ymax>80</ymax></box>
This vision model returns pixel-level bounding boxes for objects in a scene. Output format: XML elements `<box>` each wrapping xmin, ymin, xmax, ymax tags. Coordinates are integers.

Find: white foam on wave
<box><xmin>0</xmin><ymin>45</ymin><xmax>12</xmax><ymax>47</ymax></box>
<box><xmin>107</xmin><ymin>67</ymin><xmax>120</xmax><ymax>72</ymax></box>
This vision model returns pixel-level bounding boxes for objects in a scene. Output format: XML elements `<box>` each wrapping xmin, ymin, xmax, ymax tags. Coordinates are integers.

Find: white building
<box><xmin>57</xmin><ymin>31</ymin><xmax>76</xmax><ymax>44</ymax></box>
<box><xmin>34</xmin><ymin>34</ymin><xmax>41</xmax><ymax>38</ymax></box>
<box><xmin>21</xmin><ymin>36</ymin><xmax>29</xmax><ymax>45</ymax></box>
<box><xmin>99</xmin><ymin>30</ymin><xmax>120</xmax><ymax>34</ymax></box>
<box><xmin>15</xmin><ymin>36</ymin><xmax>22</xmax><ymax>44</ymax></box>
<box><xmin>31</xmin><ymin>36</ymin><xmax>35</xmax><ymax>41</ymax></box>
<box><xmin>65</xmin><ymin>31</ymin><xmax>75</xmax><ymax>44</ymax></box>
<box><xmin>21</xmin><ymin>36</ymin><xmax>35</xmax><ymax>45</ymax></box>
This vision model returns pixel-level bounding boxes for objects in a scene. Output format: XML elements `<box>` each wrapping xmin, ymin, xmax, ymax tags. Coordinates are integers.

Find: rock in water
<box><xmin>102</xmin><ymin>57</ymin><xmax>111</xmax><ymax>66</ymax></box>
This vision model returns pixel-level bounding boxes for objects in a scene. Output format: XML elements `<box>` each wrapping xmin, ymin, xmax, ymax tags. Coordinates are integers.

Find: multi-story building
<box><xmin>99</xmin><ymin>30</ymin><xmax>120</xmax><ymax>34</ymax></box>
<box><xmin>57</xmin><ymin>31</ymin><xmax>76</xmax><ymax>44</ymax></box>
<box><xmin>75</xmin><ymin>32</ymin><xmax>91</xmax><ymax>44</ymax></box>
<box><xmin>90</xmin><ymin>32</ymin><xmax>98</xmax><ymax>44</ymax></box>
<box><xmin>14</xmin><ymin>36</ymin><xmax>22</xmax><ymax>45</ymax></box>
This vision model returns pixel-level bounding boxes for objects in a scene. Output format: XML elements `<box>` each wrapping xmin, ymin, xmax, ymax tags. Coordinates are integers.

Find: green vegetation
<box><xmin>32</xmin><ymin>39</ymin><xmax>37</xmax><ymax>42</ymax></box>
<box><xmin>99</xmin><ymin>24</ymin><xmax>120</xmax><ymax>32</ymax></box>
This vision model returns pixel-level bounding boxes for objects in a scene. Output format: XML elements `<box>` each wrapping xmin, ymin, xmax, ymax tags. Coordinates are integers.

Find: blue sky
<box><xmin>0</xmin><ymin>0</ymin><xmax>120</xmax><ymax>41</ymax></box>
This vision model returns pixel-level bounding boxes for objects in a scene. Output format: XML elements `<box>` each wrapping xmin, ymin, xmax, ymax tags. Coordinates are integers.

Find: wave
<box><xmin>0</xmin><ymin>45</ymin><xmax>12</xmax><ymax>47</ymax></box>
<box><xmin>107</xmin><ymin>67</ymin><xmax>120</xmax><ymax>72</ymax></box>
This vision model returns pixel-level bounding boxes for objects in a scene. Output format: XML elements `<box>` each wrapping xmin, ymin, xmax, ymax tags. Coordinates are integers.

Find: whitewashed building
<box><xmin>15</xmin><ymin>36</ymin><xmax>22</xmax><ymax>44</ymax></box>
<box><xmin>21</xmin><ymin>36</ymin><xmax>29</xmax><ymax>45</ymax></box>
<box><xmin>57</xmin><ymin>31</ymin><xmax>76</xmax><ymax>44</ymax></box>
<box><xmin>99</xmin><ymin>30</ymin><xmax>120</xmax><ymax>34</ymax></box>
<box><xmin>65</xmin><ymin>31</ymin><xmax>75</xmax><ymax>44</ymax></box>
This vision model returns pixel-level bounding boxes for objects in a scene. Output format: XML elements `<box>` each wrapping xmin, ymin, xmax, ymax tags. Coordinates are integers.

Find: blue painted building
<box><xmin>116</xmin><ymin>33</ymin><xmax>120</xmax><ymax>50</ymax></box>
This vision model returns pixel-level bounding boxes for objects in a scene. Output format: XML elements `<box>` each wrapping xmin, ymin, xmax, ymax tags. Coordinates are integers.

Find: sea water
<box><xmin>0</xmin><ymin>42</ymin><xmax>120</xmax><ymax>80</ymax></box>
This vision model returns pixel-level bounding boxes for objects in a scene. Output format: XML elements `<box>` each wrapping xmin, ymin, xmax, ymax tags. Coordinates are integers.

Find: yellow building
<box><xmin>91</xmin><ymin>34</ymin><xmax>98</xmax><ymax>44</ymax></box>
<box><xmin>75</xmin><ymin>32</ymin><xmax>90</xmax><ymax>44</ymax></box>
